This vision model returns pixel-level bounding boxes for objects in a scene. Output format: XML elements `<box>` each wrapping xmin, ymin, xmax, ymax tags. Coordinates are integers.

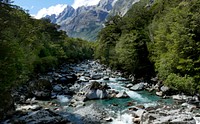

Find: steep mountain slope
<box><xmin>109</xmin><ymin>0</ymin><xmax>140</xmax><ymax>16</ymax></box>
<box><xmin>47</xmin><ymin>0</ymin><xmax>139</xmax><ymax>41</ymax></box>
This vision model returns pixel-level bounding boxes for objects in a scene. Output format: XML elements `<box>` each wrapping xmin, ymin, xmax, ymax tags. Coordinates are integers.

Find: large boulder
<box><xmin>80</xmin><ymin>81</ymin><xmax>110</xmax><ymax>100</ymax></box>
<box><xmin>86</xmin><ymin>89</ymin><xmax>108</xmax><ymax>99</ymax></box>
<box><xmin>130</xmin><ymin>83</ymin><xmax>144</xmax><ymax>91</ymax></box>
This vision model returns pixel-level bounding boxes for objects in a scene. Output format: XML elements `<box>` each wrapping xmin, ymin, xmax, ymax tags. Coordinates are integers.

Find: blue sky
<box><xmin>13</xmin><ymin>0</ymin><xmax>74</xmax><ymax>15</ymax></box>
<box><xmin>14</xmin><ymin>0</ymin><xmax>73</xmax><ymax>15</ymax></box>
<box><xmin>13</xmin><ymin>0</ymin><xmax>101</xmax><ymax>19</ymax></box>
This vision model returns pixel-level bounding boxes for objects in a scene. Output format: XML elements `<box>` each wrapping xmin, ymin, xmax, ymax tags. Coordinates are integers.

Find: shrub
<box><xmin>33</xmin><ymin>56</ymin><xmax>58</xmax><ymax>73</ymax></box>
<box><xmin>164</xmin><ymin>73</ymin><xmax>195</xmax><ymax>95</ymax></box>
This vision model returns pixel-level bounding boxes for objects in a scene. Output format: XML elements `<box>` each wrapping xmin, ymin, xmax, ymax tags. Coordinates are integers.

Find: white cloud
<box><xmin>72</xmin><ymin>0</ymin><xmax>101</xmax><ymax>9</ymax></box>
<box><xmin>35</xmin><ymin>4</ymin><xmax>67</xmax><ymax>19</ymax></box>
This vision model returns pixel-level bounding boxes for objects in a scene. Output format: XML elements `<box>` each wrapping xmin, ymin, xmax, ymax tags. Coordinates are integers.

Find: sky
<box><xmin>13</xmin><ymin>0</ymin><xmax>101</xmax><ymax>19</ymax></box>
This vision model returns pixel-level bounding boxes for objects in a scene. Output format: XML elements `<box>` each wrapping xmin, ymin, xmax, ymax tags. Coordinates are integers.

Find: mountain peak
<box><xmin>97</xmin><ymin>0</ymin><xmax>115</xmax><ymax>11</ymax></box>
<box><xmin>46</xmin><ymin>0</ymin><xmax>137</xmax><ymax>41</ymax></box>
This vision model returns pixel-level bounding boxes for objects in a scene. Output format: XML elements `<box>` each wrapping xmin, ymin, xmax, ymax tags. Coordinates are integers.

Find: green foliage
<box><xmin>96</xmin><ymin>0</ymin><xmax>200</xmax><ymax>94</ymax></box>
<box><xmin>95</xmin><ymin>0</ymin><xmax>153</xmax><ymax>78</ymax></box>
<box><xmin>33</xmin><ymin>56</ymin><xmax>58</xmax><ymax>73</ymax></box>
<box><xmin>116</xmin><ymin>32</ymin><xmax>139</xmax><ymax>73</ymax></box>
<box><xmin>165</xmin><ymin>73</ymin><xmax>195</xmax><ymax>95</ymax></box>
<box><xmin>149</xmin><ymin>0</ymin><xmax>200</xmax><ymax>94</ymax></box>
<box><xmin>0</xmin><ymin>2</ymin><xmax>93</xmax><ymax>93</ymax></box>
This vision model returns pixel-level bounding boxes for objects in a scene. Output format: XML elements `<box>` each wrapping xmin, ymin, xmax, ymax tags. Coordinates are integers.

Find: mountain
<box><xmin>46</xmin><ymin>0</ymin><xmax>139</xmax><ymax>41</ymax></box>
<box><xmin>109</xmin><ymin>0</ymin><xmax>140</xmax><ymax>16</ymax></box>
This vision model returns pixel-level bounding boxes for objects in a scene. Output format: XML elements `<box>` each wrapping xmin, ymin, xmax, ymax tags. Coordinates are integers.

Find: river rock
<box><xmin>16</xmin><ymin>104</ymin><xmax>41</xmax><ymax>112</ymax></box>
<box><xmin>58</xmin><ymin>74</ymin><xmax>77</xmax><ymax>85</ymax></box>
<box><xmin>86</xmin><ymin>89</ymin><xmax>108</xmax><ymax>99</ymax></box>
<box><xmin>12</xmin><ymin>85</ymin><xmax>30</xmax><ymax>104</ymax></box>
<box><xmin>91</xmin><ymin>74</ymin><xmax>102</xmax><ymax>80</ymax></box>
<box><xmin>29</xmin><ymin>79</ymin><xmax>52</xmax><ymax>100</ymax></box>
<box><xmin>53</xmin><ymin>84</ymin><xmax>63</xmax><ymax>92</ymax></box>
<box><xmin>77</xmin><ymin>81</ymin><xmax>109</xmax><ymax>100</ymax></box>
<box><xmin>58</xmin><ymin>77</ymin><xmax>67</xmax><ymax>84</ymax></box>
<box><xmin>160</xmin><ymin>86</ymin><xmax>169</xmax><ymax>92</ymax></box>
<box><xmin>126</xmin><ymin>83</ymin><xmax>133</xmax><ymax>88</ymax></box>
<box><xmin>73</xmin><ymin>104</ymin><xmax>108</xmax><ymax>123</ymax></box>
<box><xmin>172</xmin><ymin>94</ymin><xmax>189</xmax><ymax>102</ymax></box>
<box><xmin>84</xmin><ymin>73</ymin><xmax>90</xmax><ymax>77</ymax></box>
<box><xmin>134</xmin><ymin>109</ymin><xmax>146</xmax><ymax>118</ymax></box>
<box><xmin>104</xmin><ymin>117</ymin><xmax>113</xmax><ymax>122</ymax></box>
<box><xmin>133</xmin><ymin>117</ymin><xmax>141</xmax><ymax>123</ymax></box>
<box><xmin>32</xmin><ymin>90</ymin><xmax>52</xmax><ymax>100</ymax></box>
<box><xmin>103</xmin><ymin>76</ymin><xmax>109</xmax><ymax>80</ymax></box>
<box><xmin>156</xmin><ymin>91</ymin><xmax>163</xmax><ymax>97</ymax></box>
<box><xmin>66</xmin><ymin>74</ymin><xmax>77</xmax><ymax>82</ymax></box>
<box><xmin>194</xmin><ymin>116</ymin><xmax>200</xmax><ymax>124</ymax></box>
<box><xmin>17</xmin><ymin>109</ymin><xmax>69</xmax><ymax>124</ymax></box>
<box><xmin>130</xmin><ymin>83</ymin><xmax>144</xmax><ymax>91</ymax></box>
<box><xmin>115</xmin><ymin>91</ymin><xmax>129</xmax><ymax>98</ymax></box>
<box><xmin>141</xmin><ymin>104</ymin><xmax>196</xmax><ymax>124</ymax></box>
<box><xmin>53</xmin><ymin>72</ymin><xmax>62</xmax><ymax>78</ymax></box>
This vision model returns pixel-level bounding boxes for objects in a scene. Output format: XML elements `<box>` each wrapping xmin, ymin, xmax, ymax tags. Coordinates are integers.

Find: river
<box><xmin>1</xmin><ymin>60</ymin><xmax>199</xmax><ymax>124</ymax></box>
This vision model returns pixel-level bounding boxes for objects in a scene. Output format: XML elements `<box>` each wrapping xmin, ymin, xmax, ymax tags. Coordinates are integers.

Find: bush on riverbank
<box><xmin>165</xmin><ymin>74</ymin><xmax>195</xmax><ymax>95</ymax></box>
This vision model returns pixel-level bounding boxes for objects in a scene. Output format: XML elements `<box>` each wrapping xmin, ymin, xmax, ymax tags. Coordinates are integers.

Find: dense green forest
<box><xmin>0</xmin><ymin>1</ymin><xmax>93</xmax><ymax>93</ymax></box>
<box><xmin>95</xmin><ymin>0</ymin><xmax>200</xmax><ymax>95</ymax></box>
<box><xmin>1</xmin><ymin>0</ymin><xmax>200</xmax><ymax>100</ymax></box>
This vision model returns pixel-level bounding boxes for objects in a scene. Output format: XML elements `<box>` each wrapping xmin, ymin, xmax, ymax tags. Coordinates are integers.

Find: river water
<box><xmin>54</xmin><ymin>60</ymin><xmax>174</xmax><ymax>124</ymax></box>
<box><xmin>3</xmin><ymin>60</ymin><xmax>184</xmax><ymax>124</ymax></box>
<box><xmin>86</xmin><ymin>79</ymin><xmax>173</xmax><ymax>124</ymax></box>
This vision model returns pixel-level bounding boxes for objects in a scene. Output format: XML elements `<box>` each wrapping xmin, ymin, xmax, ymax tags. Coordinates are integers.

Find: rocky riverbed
<box><xmin>1</xmin><ymin>60</ymin><xmax>200</xmax><ymax>124</ymax></box>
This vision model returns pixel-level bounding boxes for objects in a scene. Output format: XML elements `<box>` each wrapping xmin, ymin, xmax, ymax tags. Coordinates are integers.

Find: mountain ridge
<box><xmin>46</xmin><ymin>0</ymin><xmax>139</xmax><ymax>41</ymax></box>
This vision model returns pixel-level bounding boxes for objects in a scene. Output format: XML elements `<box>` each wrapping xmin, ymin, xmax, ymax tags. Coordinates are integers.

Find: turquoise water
<box><xmin>86</xmin><ymin>78</ymin><xmax>174</xmax><ymax>113</ymax></box>
<box><xmin>86</xmin><ymin>90</ymin><xmax>173</xmax><ymax>112</ymax></box>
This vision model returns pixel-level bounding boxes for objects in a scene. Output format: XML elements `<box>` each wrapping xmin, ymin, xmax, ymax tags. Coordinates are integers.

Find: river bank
<box><xmin>1</xmin><ymin>60</ymin><xmax>200</xmax><ymax>124</ymax></box>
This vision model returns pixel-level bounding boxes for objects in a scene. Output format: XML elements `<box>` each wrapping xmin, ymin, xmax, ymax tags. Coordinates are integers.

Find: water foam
<box><xmin>126</xmin><ymin>91</ymin><xmax>149</xmax><ymax>102</ymax></box>
<box><xmin>57</xmin><ymin>95</ymin><xmax>69</xmax><ymax>103</ymax></box>
<box><xmin>111</xmin><ymin>113</ymin><xmax>133</xmax><ymax>124</ymax></box>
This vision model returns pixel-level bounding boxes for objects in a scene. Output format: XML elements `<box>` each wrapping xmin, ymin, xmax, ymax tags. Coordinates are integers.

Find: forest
<box><xmin>0</xmin><ymin>0</ymin><xmax>93</xmax><ymax>94</ymax></box>
<box><xmin>1</xmin><ymin>0</ymin><xmax>200</xmax><ymax>109</ymax></box>
<box><xmin>95</xmin><ymin>0</ymin><xmax>200</xmax><ymax>95</ymax></box>
<box><xmin>1</xmin><ymin>0</ymin><xmax>200</xmax><ymax>122</ymax></box>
